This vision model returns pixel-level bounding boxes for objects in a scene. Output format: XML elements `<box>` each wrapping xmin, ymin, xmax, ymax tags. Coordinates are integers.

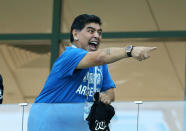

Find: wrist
<box><xmin>125</xmin><ymin>45</ymin><xmax>134</xmax><ymax>57</ymax></box>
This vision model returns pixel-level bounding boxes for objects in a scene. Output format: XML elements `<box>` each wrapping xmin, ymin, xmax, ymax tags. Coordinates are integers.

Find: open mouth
<box><xmin>89</xmin><ymin>41</ymin><xmax>99</xmax><ymax>51</ymax></box>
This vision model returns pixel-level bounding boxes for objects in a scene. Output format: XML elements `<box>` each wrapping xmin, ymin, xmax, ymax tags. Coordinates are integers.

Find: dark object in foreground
<box><xmin>86</xmin><ymin>92</ymin><xmax>115</xmax><ymax>131</ymax></box>
<box><xmin>0</xmin><ymin>74</ymin><xmax>4</xmax><ymax>104</ymax></box>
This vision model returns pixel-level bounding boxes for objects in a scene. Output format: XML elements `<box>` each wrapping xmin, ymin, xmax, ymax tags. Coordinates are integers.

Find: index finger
<box><xmin>148</xmin><ymin>47</ymin><xmax>157</xmax><ymax>52</ymax></box>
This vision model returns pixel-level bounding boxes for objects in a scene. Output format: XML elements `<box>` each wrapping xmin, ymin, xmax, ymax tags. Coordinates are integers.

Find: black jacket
<box><xmin>86</xmin><ymin>92</ymin><xmax>115</xmax><ymax>131</ymax></box>
<box><xmin>0</xmin><ymin>74</ymin><xmax>3</xmax><ymax>104</ymax></box>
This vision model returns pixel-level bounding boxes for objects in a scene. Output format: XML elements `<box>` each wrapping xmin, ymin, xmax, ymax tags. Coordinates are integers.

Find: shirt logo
<box><xmin>76</xmin><ymin>67</ymin><xmax>103</xmax><ymax>97</ymax></box>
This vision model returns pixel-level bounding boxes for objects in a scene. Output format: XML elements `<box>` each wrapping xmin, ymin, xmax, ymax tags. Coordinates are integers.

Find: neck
<box><xmin>71</xmin><ymin>41</ymin><xmax>80</xmax><ymax>48</ymax></box>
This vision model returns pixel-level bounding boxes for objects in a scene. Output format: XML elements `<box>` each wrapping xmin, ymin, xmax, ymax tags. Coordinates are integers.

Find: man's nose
<box><xmin>94</xmin><ymin>32</ymin><xmax>100</xmax><ymax>38</ymax></box>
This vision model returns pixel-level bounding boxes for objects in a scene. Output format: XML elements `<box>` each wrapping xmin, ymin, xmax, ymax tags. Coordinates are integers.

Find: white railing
<box><xmin>0</xmin><ymin>101</ymin><xmax>185</xmax><ymax>131</ymax></box>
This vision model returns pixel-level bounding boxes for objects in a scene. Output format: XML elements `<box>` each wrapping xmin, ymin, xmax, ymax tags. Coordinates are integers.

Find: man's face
<box><xmin>75</xmin><ymin>23</ymin><xmax>102</xmax><ymax>51</ymax></box>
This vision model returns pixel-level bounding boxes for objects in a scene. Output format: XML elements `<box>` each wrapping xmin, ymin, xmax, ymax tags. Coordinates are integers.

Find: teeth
<box><xmin>90</xmin><ymin>41</ymin><xmax>98</xmax><ymax>45</ymax></box>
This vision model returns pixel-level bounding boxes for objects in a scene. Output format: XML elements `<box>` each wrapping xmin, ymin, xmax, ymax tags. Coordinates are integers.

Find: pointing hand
<box><xmin>131</xmin><ymin>47</ymin><xmax>157</xmax><ymax>61</ymax></box>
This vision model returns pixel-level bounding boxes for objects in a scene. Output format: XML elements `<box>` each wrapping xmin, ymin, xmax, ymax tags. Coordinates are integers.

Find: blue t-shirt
<box><xmin>35</xmin><ymin>47</ymin><xmax>115</xmax><ymax>103</ymax></box>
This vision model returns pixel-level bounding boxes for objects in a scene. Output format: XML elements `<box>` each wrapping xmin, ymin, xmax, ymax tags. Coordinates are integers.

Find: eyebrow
<box><xmin>87</xmin><ymin>26</ymin><xmax>102</xmax><ymax>32</ymax></box>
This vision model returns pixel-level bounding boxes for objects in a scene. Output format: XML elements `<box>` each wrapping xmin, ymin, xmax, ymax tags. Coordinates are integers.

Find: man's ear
<box><xmin>72</xmin><ymin>29</ymin><xmax>79</xmax><ymax>41</ymax></box>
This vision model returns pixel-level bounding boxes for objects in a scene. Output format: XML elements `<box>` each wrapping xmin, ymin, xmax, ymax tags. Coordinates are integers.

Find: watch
<box><xmin>125</xmin><ymin>45</ymin><xmax>133</xmax><ymax>57</ymax></box>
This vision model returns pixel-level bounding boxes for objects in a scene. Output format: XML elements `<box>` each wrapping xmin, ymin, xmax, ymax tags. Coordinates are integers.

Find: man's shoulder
<box><xmin>54</xmin><ymin>46</ymin><xmax>88</xmax><ymax>66</ymax></box>
<box><xmin>65</xmin><ymin>46</ymin><xmax>87</xmax><ymax>51</ymax></box>
<box><xmin>63</xmin><ymin>46</ymin><xmax>88</xmax><ymax>55</ymax></box>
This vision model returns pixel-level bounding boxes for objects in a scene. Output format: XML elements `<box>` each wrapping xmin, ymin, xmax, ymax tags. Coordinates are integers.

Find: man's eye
<box><xmin>88</xmin><ymin>30</ymin><xmax>94</xmax><ymax>33</ymax></box>
<box><xmin>98</xmin><ymin>31</ymin><xmax>102</xmax><ymax>36</ymax></box>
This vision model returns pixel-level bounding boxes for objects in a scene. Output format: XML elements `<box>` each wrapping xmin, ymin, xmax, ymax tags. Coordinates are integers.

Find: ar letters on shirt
<box><xmin>76</xmin><ymin>67</ymin><xmax>102</xmax><ymax>97</ymax></box>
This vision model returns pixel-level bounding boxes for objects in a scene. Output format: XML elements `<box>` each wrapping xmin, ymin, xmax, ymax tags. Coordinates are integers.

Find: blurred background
<box><xmin>0</xmin><ymin>0</ymin><xmax>186</xmax><ymax>131</ymax></box>
<box><xmin>0</xmin><ymin>0</ymin><xmax>185</xmax><ymax>104</ymax></box>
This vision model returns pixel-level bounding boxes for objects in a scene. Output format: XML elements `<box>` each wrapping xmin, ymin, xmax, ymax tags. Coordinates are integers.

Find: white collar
<box><xmin>71</xmin><ymin>44</ymin><xmax>77</xmax><ymax>48</ymax></box>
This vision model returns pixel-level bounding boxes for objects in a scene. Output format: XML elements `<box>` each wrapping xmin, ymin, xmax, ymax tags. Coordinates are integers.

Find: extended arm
<box><xmin>77</xmin><ymin>46</ymin><xmax>157</xmax><ymax>104</ymax></box>
<box><xmin>76</xmin><ymin>46</ymin><xmax>157</xmax><ymax>69</ymax></box>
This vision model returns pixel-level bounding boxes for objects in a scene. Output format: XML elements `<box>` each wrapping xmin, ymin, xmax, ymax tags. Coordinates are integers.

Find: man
<box><xmin>35</xmin><ymin>14</ymin><xmax>156</xmax><ymax>104</ymax></box>
<box><xmin>29</xmin><ymin>14</ymin><xmax>156</xmax><ymax>131</ymax></box>
<box><xmin>0</xmin><ymin>74</ymin><xmax>4</xmax><ymax>104</ymax></box>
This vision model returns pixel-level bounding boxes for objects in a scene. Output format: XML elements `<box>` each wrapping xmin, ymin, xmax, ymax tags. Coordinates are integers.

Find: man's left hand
<box><xmin>99</xmin><ymin>93</ymin><xmax>111</xmax><ymax>104</ymax></box>
<box><xmin>132</xmin><ymin>46</ymin><xmax>157</xmax><ymax>61</ymax></box>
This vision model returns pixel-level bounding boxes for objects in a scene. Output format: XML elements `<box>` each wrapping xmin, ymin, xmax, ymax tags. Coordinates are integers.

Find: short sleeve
<box><xmin>51</xmin><ymin>47</ymin><xmax>88</xmax><ymax>78</ymax></box>
<box><xmin>101</xmin><ymin>64</ymin><xmax>116</xmax><ymax>92</ymax></box>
